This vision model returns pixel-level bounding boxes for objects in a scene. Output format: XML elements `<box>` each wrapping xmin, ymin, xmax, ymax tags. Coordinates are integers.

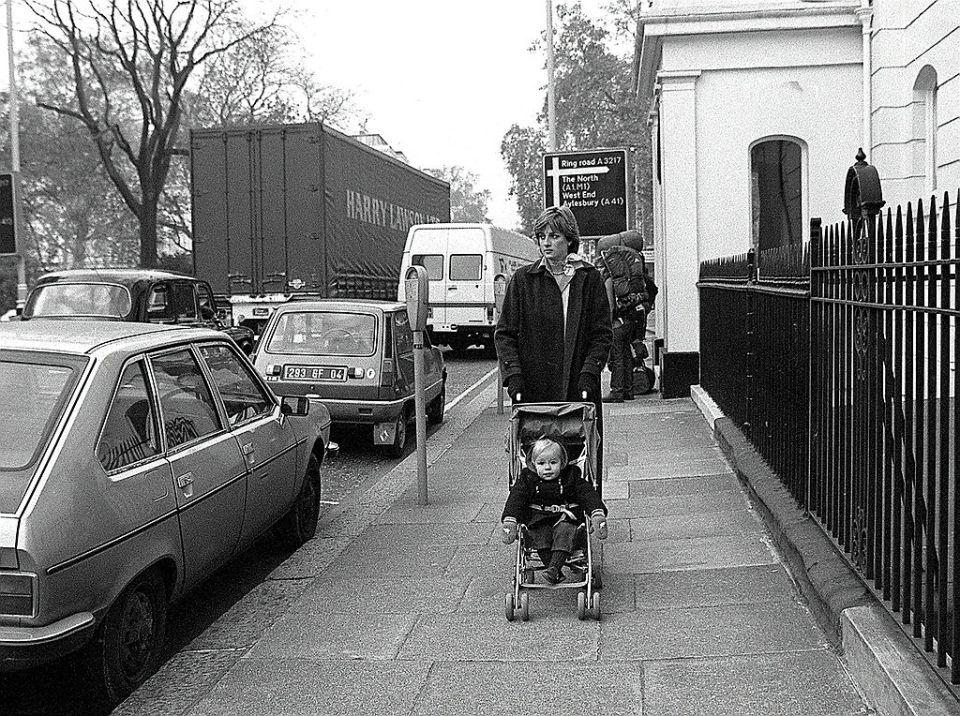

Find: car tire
<box><xmin>427</xmin><ymin>383</ymin><xmax>446</xmax><ymax>425</ymax></box>
<box><xmin>385</xmin><ymin>411</ymin><xmax>408</xmax><ymax>458</ymax></box>
<box><xmin>88</xmin><ymin>570</ymin><xmax>168</xmax><ymax>705</ymax></box>
<box><xmin>275</xmin><ymin>453</ymin><xmax>321</xmax><ymax>549</ymax></box>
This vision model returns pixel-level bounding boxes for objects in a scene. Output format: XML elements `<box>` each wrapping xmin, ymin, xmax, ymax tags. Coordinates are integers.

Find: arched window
<box><xmin>913</xmin><ymin>65</ymin><xmax>938</xmax><ymax>194</ymax></box>
<box><xmin>750</xmin><ymin>139</ymin><xmax>803</xmax><ymax>250</ymax></box>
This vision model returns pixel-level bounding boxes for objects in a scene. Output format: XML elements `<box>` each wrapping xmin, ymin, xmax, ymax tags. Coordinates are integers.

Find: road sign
<box><xmin>0</xmin><ymin>172</ymin><xmax>16</xmax><ymax>255</ymax></box>
<box><xmin>543</xmin><ymin>148</ymin><xmax>630</xmax><ymax>238</ymax></box>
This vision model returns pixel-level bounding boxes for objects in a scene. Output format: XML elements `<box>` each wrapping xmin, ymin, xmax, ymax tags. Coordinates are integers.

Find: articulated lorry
<box><xmin>190</xmin><ymin>122</ymin><xmax>451</xmax><ymax>334</ymax></box>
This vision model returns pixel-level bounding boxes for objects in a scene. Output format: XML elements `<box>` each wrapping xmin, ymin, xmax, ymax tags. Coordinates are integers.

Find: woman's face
<box><xmin>537</xmin><ymin>225</ymin><xmax>571</xmax><ymax>262</ymax></box>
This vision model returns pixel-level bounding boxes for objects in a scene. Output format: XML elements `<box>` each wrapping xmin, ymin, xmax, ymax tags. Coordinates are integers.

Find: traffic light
<box><xmin>0</xmin><ymin>172</ymin><xmax>15</xmax><ymax>255</ymax></box>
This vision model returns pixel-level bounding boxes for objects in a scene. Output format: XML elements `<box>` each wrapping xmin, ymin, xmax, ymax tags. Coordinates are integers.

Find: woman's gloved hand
<box><xmin>501</xmin><ymin>519</ymin><xmax>519</xmax><ymax>544</ymax></box>
<box><xmin>577</xmin><ymin>373</ymin><xmax>598</xmax><ymax>398</ymax></box>
<box><xmin>506</xmin><ymin>376</ymin><xmax>525</xmax><ymax>402</ymax></box>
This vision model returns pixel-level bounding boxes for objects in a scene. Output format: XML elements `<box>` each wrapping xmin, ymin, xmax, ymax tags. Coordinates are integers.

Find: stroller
<box><xmin>503</xmin><ymin>400</ymin><xmax>603</xmax><ymax>622</ymax></box>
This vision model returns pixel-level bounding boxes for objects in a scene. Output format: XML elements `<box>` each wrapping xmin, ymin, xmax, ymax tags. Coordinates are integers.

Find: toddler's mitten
<box><xmin>501</xmin><ymin>518</ymin><xmax>518</xmax><ymax>544</ymax></box>
<box><xmin>591</xmin><ymin>510</ymin><xmax>608</xmax><ymax>540</ymax></box>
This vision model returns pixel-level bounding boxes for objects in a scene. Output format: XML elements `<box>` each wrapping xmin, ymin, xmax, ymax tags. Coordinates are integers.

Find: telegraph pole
<box><xmin>7</xmin><ymin>0</ymin><xmax>25</xmax><ymax>309</ymax></box>
<box><xmin>545</xmin><ymin>0</ymin><xmax>556</xmax><ymax>152</ymax></box>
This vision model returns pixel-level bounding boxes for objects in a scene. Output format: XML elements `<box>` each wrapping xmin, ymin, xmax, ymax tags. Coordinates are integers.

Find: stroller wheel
<box><xmin>591</xmin><ymin>591</ymin><xmax>602</xmax><ymax>621</ymax></box>
<box><xmin>576</xmin><ymin>591</ymin><xmax>587</xmax><ymax>621</ymax></box>
<box><xmin>519</xmin><ymin>592</ymin><xmax>529</xmax><ymax>621</ymax></box>
<box><xmin>504</xmin><ymin>592</ymin><xmax>516</xmax><ymax>622</ymax></box>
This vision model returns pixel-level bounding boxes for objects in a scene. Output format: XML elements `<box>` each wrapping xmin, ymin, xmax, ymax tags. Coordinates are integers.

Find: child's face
<box><xmin>533</xmin><ymin>451</ymin><xmax>563</xmax><ymax>480</ymax></box>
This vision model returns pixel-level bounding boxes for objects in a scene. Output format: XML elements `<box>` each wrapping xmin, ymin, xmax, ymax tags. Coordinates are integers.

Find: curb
<box><xmin>690</xmin><ymin>384</ymin><xmax>960</xmax><ymax>716</ymax></box>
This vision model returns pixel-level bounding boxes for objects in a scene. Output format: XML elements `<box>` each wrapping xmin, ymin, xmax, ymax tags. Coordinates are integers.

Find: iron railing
<box><xmin>699</xmin><ymin>188</ymin><xmax>960</xmax><ymax>683</ymax></box>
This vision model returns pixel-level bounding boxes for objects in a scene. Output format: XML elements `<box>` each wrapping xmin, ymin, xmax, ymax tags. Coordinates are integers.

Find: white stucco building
<box><xmin>636</xmin><ymin>0</ymin><xmax>959</xmax><ymax>397</ymax></box>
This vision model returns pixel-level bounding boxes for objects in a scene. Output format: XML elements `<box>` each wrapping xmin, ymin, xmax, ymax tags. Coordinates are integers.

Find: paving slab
<box><xmin>461</xmin><ymin>572</ymin><xmax>635</xmax><ymax>615</ymax></box>
<box><xmin>604</xmin><ymin>533</ymin><xmax>776</xmax><ymax>573</ymax></box>
<box><xmin>410</xmin><ymin>661</ymin><xmax>645</xmax><ymax>716</ymax></box>
<box><xmin>608</xmin><ymin>458</ymin><xmax>733</xmax><ymax>480</ymax></box>
<box><xmin>634</xmin><ymin>565</ymin><xmax>797</xmax><ymax>609</ymax></box>
<box><xmin>399</xmin><ymin>612</ymin><xmax>600</xmax><ymax>660</ymax></box>
<box><xmin>320</xmin><ymin>542</ymin><xmax>457</xmax><ymax>579</ymax></box>
<box><xmin>627</xmin><ymin>473</ymin><xmax>738</xmax><ymax>497</ymax></box>
<box><xmin>292</xmin><ymin>575</ymin><xmax>470</xmax><ymax>615</ymax></box>
<box><xmin>188</xmin><ymin>660</ymin><xmax>432</xmax><ymax>716</ymax></box>
<box><xmin>601</xmin><ymin>602</ymin><xmax>827</xmax><ymax>660</ymax></box>
<box><xmin>609</xmin><ymin>491</ymin><xmax>750</xmax><ymax>517</ymax></box>
<box><xmin>643</xmin><ymin>650</ymin><xmax>872</xmax><ymax>716</ymax></box>
<box><xmin>356</xmin><ymin>522</ymin><xmax>493</xmax><ymax>547</ymax></box>
<box><xmin>628</xmin><ymin>510</ymin><xmax>763</xmax><ymax>541</ymax></box>
<box><xmin>375</xmin><ymin>502</ymin><xmax>484</xmax><ymax>524</ymax></box>
<box><xmin>247</xmin><ymin>612</ymin><xmax>417</xmax><ymax>659</ymax></box>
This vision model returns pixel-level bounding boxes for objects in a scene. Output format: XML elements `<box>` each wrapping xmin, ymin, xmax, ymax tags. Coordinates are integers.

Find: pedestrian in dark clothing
<box><xmin>494</xmin><ymin>205</ymin><xmax>613</xmax><ymax>476</ymax></box>
<box><xmin>501</xmin><ymin>437</ymin><xmax>608</xmax><ymax>584</ymax></box>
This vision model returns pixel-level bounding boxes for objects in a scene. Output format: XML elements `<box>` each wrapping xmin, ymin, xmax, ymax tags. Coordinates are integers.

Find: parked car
<box><xmin>20</xmin><ymin>268</ymin><xmax>256</xmax><ymax>353</ymax></box>
<box><xmin>0</xmin><ymin>320</ymin><xmax>333</xmax><ymax>702</ymax></box>
<box><xmin>252</xmin><ymin>299</ymin><xmax>446</xmax><ymax>457</ymax></box>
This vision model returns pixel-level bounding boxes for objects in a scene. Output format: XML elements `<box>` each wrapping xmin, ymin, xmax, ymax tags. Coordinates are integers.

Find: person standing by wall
<box><xmin>495</xmin><ymin>205</ymin><xmax>612</xmax><ymax>477</ymax></box>
<box><xmin>597</xmin><ymin>243</ymin><xmax>648</xmax><ymax>402</ymax></box>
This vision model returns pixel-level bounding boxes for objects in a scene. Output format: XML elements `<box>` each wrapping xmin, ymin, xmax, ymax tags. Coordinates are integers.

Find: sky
<box><xmin>255</xmin><ymin>0</ymin><xmax>622</xmax><ymax>229</ymax></box>
<box><xmin>0</xmin><ymin>0</ymin><xmax>624</xmax><ymax>230</ymax></box>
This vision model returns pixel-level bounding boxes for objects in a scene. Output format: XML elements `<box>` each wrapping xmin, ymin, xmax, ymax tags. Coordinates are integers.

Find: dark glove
<box><xmin>506</xmin><ymin>375</ymin><xmax>525</xmax><ymax>402</ymax></box>
<box><xmin>577</xmin><ymin>373</ymin><xmax>598</xmax><ymax>398</ymax></box>
<box><xmin>501</xmin><ymin>520</ymin><xmax>518</xmax><ymax>544</ymax></box>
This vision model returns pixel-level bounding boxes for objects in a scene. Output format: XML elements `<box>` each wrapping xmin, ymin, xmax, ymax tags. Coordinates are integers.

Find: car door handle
<box><xmin>241</xmin><ymin>442</ymin><xmax>255</xmax><ymax>455</ymax></box>
<box><xmin>176</xmin><ymin>472</ymin><xmax>194</xmax><ymax>488</ymax></box>
<box><xmin>448</xmin><ymin>286</ymin><xmax>456</xmax><ymax>290</ymax></box>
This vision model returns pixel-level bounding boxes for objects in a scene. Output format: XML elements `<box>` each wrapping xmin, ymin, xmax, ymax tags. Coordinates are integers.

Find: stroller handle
<box><xmin>512</xmin><ymin>390</ymin><xmax>590</xmax><ymax>404</ymax></box>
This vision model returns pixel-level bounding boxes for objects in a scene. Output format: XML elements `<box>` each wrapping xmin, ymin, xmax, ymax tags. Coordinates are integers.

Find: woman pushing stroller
<box><xmin>501</xmin><ymin>437</ymin><xmax>608</xmax><ymax>584</ymax></box>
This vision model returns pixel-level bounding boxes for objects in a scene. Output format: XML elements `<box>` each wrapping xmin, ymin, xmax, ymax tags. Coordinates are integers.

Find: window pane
<box><xmin>171</xmin><ymin>282</ymin><xmax>198</xmax><ymax>321</ymax></box>
<box><xmin>97</xmin><ymin>361</ymin><xmax>160</xmax><ymax>471</ymax></box>
<box><xmin>200</xmin><ymin>344</ymin><xmax>272</xmax><ymax>426</ymax></box>
<box><xmin>394</xmin><ymin>311</ymin><xmax>413</xmax><ymax>355</ymax></box>
<box><xmin>413</xmin><ymin>254</ymin><xmax>444</xmax><ymax>280</ymax></box>
<box><xmin>147</xmin><ymin>284</ymin><xmax>172</xmax><ymax>323</ymax></box>
<box><xmin>265</xmin><ymin>312</ymin><xmax>377</xmax><ymax>356</ymax></box>
<box><xmin>151</xmin><ymin>349</ymin><xmax>222</xmax><ymax>448</ymax></box>
<box><xmin>450</xmin><ymin>254</ymin><xmax>482</xmax><ymax>281</ymax></box>
<box><xmin>751</xmin><ymin>140</ymin><xmax>802</xmax><ymax>250</ymax></box>
<box><xmin>25</xmin><ymin>283</ymin><xmax>130</xmax><ymax>319</ymax></box>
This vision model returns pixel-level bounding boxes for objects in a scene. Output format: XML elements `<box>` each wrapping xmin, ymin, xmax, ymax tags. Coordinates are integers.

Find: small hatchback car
<box><xmin>252</xmin><ymin>300</ymin><xmax>446</xmax><ymax>457</ymax></box>
<box><xmin>20</xmin><ymin>268</ymin><xmax>256</xmax><ymax>354</ymax></box>
<box><xmin>0</xmin><ymin>320</ymin><xmax>332</xmax><ymax>702</ymax></box>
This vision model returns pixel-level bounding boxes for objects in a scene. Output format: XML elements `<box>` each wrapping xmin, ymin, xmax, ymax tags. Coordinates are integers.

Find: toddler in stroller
<box><xmin>501</xmin><ymin>432</ymin><xmax>608</xmax><ymax>621</ymax></box>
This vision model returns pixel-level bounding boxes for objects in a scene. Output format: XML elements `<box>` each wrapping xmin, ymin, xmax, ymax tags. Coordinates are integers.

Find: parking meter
<box><xmin>404</xmin><ymin>265</ymin><xmax>430</xmax><ymax>504</ymax></box>
<box><xmin>494</xmin><ymin>274</ymin><xmax>507</xmax><ymax>414</ymax></box>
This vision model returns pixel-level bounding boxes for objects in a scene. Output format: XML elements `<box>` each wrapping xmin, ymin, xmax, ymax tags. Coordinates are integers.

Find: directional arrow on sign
<box><xmin>545</xmin><ymin>156</ymin><xmax>610</xmax><ymax>207</ymax></box>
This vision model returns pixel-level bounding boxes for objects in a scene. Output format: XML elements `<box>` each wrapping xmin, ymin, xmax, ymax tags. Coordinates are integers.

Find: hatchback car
<box><xmin>0</xmin><ymin>320</ymin><xmax>332</xmax><ymax>702</ymax></box>
<box><xmin>252</xmin><ymin>300</ymin><xmax>446</xmax><ymax>457</ymax></box>
<box><xmin>20</xmin><ymin>268</ymin><xmax>256</xmax><ymax>353</ymax></box>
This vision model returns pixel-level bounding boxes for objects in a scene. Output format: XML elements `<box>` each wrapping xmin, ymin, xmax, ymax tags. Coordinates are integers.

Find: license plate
<box><xmin>283</xmin><ymin>365</ymin><xmax>346</xmax><ymax>382</ymax></box>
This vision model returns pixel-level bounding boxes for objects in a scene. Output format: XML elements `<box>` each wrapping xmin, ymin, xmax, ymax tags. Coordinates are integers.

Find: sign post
<box><xmin>543</xmin><ymin>147</ymin><xmax>631</xmax><ymax>239</ymax></box>
<box><xmin>493</xmin><ymin>274</ymin><xmax>507</xmax><ymax>415</ymax></box>
<box><xmin>404</xmin><ymin>265</ymin><xmax>430</xmax><ymax>505</ymax></box>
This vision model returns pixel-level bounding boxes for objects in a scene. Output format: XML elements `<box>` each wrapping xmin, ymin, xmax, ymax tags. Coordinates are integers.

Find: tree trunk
<box><xmin>139</xmin><ymin>199</ymin><xmax>158</xmax><ymax>268</ymax></box>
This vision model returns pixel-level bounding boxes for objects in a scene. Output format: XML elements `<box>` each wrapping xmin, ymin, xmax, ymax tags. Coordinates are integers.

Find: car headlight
<box><xmin>0</xmin><ymin>572</ymin><xmax>35</xmax><ymax>617</ymax></box>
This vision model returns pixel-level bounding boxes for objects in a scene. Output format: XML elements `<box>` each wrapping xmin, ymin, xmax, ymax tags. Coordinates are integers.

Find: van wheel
<box><xmin>427</xmin><ymin>384</ymin><xmax>446</xmax><ymax>425</ymax></box>
<box><xmin>88</xmin><ymin>570</ymin><xmax>167</xmax><ymax>705</ymax></box>
<box><xmin>275</xmin><ymin>454</ymin><xmax>321</xmax><ymax>549</ymax></box>
<box><xmin>385</xmin><ymin>411</ymin><xmax>408</xmax><ymax>458</ymax></box>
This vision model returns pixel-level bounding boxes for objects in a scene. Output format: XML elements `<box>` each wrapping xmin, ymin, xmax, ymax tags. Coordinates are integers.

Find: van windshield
<box><xmin>265</xmin><ymin>311</ymin><xmax>377</xmax><ymax>356</ymax></box>
<box><xmin>0</xmin><ymin>354</ymin><xmax>84</xmax><ymax>512</ymax></box>
<box><xmin>24</xmin><ymin>283</ymin><xmax>131</xmax><ymax>319</ymax></box>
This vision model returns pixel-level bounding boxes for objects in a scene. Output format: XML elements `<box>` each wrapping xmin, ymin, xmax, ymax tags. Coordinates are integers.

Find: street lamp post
<box><xmin>7</xmin><ymin>0</ymin><xmax>26</xmax><ymax>309</ymax></box>
<box><xmin>546</xmin><ymin>0</ymin><xmax>556</xmax><ymax>152</ymax></box>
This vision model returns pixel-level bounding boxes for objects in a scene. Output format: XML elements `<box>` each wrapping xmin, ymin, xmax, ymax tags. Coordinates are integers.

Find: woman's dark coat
<box><xmin>494</xmin><ymin>261</ymin><xmax>612</xmax><ymax>403</ymax></box>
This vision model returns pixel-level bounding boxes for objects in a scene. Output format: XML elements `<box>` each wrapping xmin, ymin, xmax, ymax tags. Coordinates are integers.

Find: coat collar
<box><xmin>533</xmin><ymin>253</ymin><xmax>592</xmax><ymax>275</ymax></box>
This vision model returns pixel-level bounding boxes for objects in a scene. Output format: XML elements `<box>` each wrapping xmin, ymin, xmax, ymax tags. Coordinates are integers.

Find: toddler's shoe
<box><xmin>542</xmin><ymin>566</ymin><xmax>565</xmax><ymax>584</ymax></box>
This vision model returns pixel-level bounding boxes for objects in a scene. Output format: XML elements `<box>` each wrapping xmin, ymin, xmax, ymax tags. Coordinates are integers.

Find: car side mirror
<box><xmin>280</xmin><ymin>395</ymin><xmax>310</xmax><ymax>416</ymax></box>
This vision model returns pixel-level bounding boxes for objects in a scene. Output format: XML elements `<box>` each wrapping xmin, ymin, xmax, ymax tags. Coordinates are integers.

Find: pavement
<box><xmin>117</xmin><ymin>377</ymin><xmax>877</xmax><ymax>716</ymax></box>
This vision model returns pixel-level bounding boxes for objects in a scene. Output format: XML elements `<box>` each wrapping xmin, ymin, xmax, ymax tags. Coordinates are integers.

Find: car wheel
<box><xmin>275</xmin><ymin>453</ymin><xmax>321</xmax><ymax>549</ymax></box>
<box><xmin>386</xmin><ymin>411</ymin><xmax>408</xmax><ymax>458</ymax></box>
<box><xmin>89</xmin><ymin>570</ymin><xmax>167</xmax><ymax>705</ymax></box>
<box><xmin>427</xmin><ymin>383</ymin><xmax>446</xmax><ymax>425</ymax></box>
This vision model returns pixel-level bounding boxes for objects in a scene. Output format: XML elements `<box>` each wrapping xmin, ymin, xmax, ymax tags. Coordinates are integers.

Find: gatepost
<box><xmin>404</xmin><ymin>265</ymin><xmax>430</xmax><ymax>505</ymax></box>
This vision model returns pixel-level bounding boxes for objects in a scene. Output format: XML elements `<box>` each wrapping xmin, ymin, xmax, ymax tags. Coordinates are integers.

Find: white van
<box><xmin>398</xmin><ymin>223</ymin><xmax>541</xmax><ymax>353</ymax></box>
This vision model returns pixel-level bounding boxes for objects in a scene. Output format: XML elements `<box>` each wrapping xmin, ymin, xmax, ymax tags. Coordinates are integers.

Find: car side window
<box><xmin>394</xmin><ymin>311</ymin><xmax>414</xmax><ymax>356</ymax></box>
<box><xmin>199</xmin><ymin>344</ymin><xmax>273</xmax><ymax>426</ymax></box>
<box><xmin>96</xmin><ymin>360</ymin><xmax>160</xmax><ymax>472</ymax></box>
<box><xmin>170</xmin><ymin>281</ymin><xmax>198</xmax><ymax>322</ymax></box>
<box><xmin>147</xmin><ymin>283</ymin><xmax>173</xmax><ymax>323</ymax></box>
<box><xmin>150</xmin><ymin>349</ymin><xmax>222</xmax><ymax>449</ymax></box>
<box><xmin>197</xmin><ymin>283</ymin><xmax>217</xmax><ymax>321</ymax></box>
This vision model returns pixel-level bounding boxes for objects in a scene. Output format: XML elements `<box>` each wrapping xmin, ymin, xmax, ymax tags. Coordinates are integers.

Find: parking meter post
<box><xmin>493</xmin><ymin>274</ymin><xmax>507</xmax><ymax>415</ymax></box>
<box><xmin>405</xmin><ymin>265</ymin><xmax>430</xmax><ymax>506</ymax></box>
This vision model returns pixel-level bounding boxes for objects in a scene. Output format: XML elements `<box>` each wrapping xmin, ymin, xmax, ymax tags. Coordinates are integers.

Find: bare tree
<box><xmin>26</xmin><ymin>0</ymin><xmax>281</xmax><ymax>267</ymax></box>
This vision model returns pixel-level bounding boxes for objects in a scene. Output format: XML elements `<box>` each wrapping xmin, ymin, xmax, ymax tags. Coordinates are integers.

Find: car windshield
<box><xmin>266</xmin><ymin>311</ymin><xmax>377</xmax><ymax>356</ymax></box>
<box><xmin>0</xmin><ymin>354</ymin><xmax>83</xmax><ymax>512</ymax></box>
<box><xmin>24</xmin><ymin>283</ymin><xmax>131</xmax><ymax>319</ymax></box>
